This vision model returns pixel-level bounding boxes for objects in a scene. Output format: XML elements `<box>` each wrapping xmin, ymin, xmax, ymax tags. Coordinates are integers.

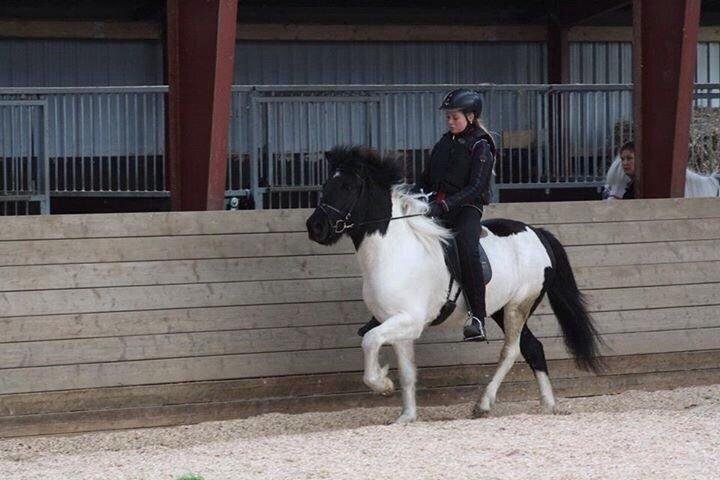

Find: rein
<box><xmin>319</xmin><ymin>202</ymin><xmax>425</xmax><ymax>234</ymax></box>
<box><xmin>318</xmin><ymin>176</ymin><xmax>426</xmax><ymax>234</ymax></box>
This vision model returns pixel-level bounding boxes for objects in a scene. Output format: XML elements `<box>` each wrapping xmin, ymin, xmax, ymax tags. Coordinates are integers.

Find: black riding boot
<box><xmin>462</xmin><ymin>267</ymin><xmax>488</xmax><ymax>342</ymax></box>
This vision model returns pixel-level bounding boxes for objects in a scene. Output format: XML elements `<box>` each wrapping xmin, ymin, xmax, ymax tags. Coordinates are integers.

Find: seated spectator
<box><xmin>602</xmin><ymin>141</ymin><xmax>635</xmax><ymax>200</ymax></box>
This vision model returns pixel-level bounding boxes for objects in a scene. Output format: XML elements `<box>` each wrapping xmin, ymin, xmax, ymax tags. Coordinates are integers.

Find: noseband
<box><xmin>318</xmin><ymin>175</ymin><xmax>365</xmax><ymax>234</ymax></box>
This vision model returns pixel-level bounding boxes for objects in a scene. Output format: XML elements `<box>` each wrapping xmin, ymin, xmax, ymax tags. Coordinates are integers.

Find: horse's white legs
<box><xmin>535</xmin><ymin>370</ymin><xmax>559</xmax><ymax>413</ymax></box>
<box><xmin>474</xmin><ymin>305</ymin><xmax>524</xmax><ymax>417</ymax></box>
<box><xmin>393</xmin><ymin>340</ymin><xmax>417</xmax><ymax>424</ymax></box>
<box><xmin>361</xmin><ymin>312</ymin><xmax>423</xmax><ymax>398</ymax></box>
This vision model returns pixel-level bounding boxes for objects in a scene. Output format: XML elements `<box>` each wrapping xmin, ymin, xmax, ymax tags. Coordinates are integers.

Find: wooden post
<box><xmin>633</xmin><ymin>0</ymin><xmax>702</xmax><ymax>198</ymax></box>
<box><xmin>547</xmin><ymin>21</ymin><xmax>569</xmax><ymax>84</ymax></box>
<box><xmin>166</xmin><ymin>0</ymin><xmax>238</xmax><ymax>211</ymax></box>
<box><xmin>547</xmin><ymin>20</ymin><xmax>568</xmax><ymax>188</ymax></box>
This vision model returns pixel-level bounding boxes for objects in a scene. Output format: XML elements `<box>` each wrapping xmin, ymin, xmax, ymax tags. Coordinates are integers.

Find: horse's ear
<box><xmin>325</xmin><ymin>147</ymin><xmax>341</xmax><ymax>172</ymax></box>
<box><xmin>326</xmin><ymin>145</ymin><xmax>355</xmax><ymax>173</ymax></box>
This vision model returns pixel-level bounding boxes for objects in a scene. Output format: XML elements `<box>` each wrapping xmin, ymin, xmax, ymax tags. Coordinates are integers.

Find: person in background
<box><xmin>602</xmin><ymin>141</ymin><xmax>635</xmax><ymax>200</ymax></box>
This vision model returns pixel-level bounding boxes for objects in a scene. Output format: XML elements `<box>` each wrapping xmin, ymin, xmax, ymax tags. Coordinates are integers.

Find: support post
<box><xmin>547</xmin><ymin>20</ymin><xmax>568</xmax><ymax>189</ymax></box>
<box><xmin>547</xmin><ymin>21</ymin><xmax>569</xmax><ymax>84</ymax></box>
<box><xmin>633</xmin><ymin>0</ymin><xmax>701</xmax><ymax>198</ymax></box>
<box><xmin>166</xmin><ymin>0</ymin><xmax>238</xmax><ymax>210</ymax></box>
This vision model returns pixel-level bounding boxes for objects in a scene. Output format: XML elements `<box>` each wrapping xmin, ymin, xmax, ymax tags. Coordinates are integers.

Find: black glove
<box><xmin>426</xmin><ymin>201</ymin><xmax>446</xmax><ymax>218</ymax></box>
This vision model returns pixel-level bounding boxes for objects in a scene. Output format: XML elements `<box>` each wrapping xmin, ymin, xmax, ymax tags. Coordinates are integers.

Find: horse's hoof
<box><xmin>472</xmin><ymin>403</ymin><xmax>491</xmax><ymax>418</ymax></box>
<box><xmin>393</xmin><ymin>413</ymin><xmax>417</xmax><ymax>425</ymax></box>
<box><xmin>379</xmin><ymin>377</ymin><xmax>395</xmax><ymax>396</ymax></box>
<box><xmin>365</xmin><ymin>376</ymin><xmax>394</xmax><ymax>396</ymax></box>
<box><xmin>541</xmin><ymin>403</ymin><xmax>569</xmax><ymax>415</ymax></box>
<box><xmin>551</xmin><ymin>405</ymin><xmax>570</xmax><ymax>415</ymax></box>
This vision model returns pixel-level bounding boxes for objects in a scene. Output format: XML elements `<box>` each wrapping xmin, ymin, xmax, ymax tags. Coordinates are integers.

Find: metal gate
<box><xmin>244</xmin><ymin>93</ymin><xmax>382</xmax><ymax>209</ymax></box>
<box><xmin>0</xmin><ymin>100</ymin><xmax>49</xmax><ymax>214</ymax></box>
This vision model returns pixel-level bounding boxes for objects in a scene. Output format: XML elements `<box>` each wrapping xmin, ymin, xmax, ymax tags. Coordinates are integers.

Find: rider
<box><xmin>359</xmin><ymin>89</ymin><xmax>496</xmax><ymax>342</ymax></box>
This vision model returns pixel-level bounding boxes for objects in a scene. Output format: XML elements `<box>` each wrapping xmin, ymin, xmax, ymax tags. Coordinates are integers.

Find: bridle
<box><xmin>317</xmin><ymin>174</ymin><xmax>424</xmax><ymax>235</ymax></box>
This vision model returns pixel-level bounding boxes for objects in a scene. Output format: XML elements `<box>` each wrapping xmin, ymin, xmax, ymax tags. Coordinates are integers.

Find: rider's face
<box><xmin>446</xmin><ymin>110</ymin><xmax>470</xmax><ymax>135</ymax></box>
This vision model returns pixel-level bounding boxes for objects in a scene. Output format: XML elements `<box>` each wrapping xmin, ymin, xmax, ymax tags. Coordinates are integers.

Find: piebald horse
<box><xmin>306</xmin><ymin>146</ymin><xmax>603</xmax><ymax>423</ymax></box>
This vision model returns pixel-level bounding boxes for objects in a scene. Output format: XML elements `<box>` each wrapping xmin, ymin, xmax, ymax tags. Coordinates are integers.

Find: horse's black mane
<box><xmin>326</xmin><ymin>146</ymin><xmax>403</xmax><ymax>189</ymax></box>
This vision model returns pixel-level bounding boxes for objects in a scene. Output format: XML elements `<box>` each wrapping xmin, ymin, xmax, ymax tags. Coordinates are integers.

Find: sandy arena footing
<box><xmin>1</xmin><ymin>384</ymin><xmax>718</xmax><ymax>480</ymax></box>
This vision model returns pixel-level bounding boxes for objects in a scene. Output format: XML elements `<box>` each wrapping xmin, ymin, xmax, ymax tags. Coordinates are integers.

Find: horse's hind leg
<box><xmin>519</xmin><ymin>326</ymin><xmax>560</xmax><ymax>413</ymax></box>
<box><xmin>473</xmin><ymin>304</ymin><xmax>525</xmax><ymax>417</ymax></box>
<box><xmin>495</xmin><ymin>303</ymin><xmax>561</xmax><ymax>414</ymax></box>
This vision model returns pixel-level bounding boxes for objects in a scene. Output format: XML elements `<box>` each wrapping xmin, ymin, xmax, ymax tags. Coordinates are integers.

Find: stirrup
<box><xmin>463</xmin><ymin>315</ymin><xmax>487</xmax><ymax>343</ymax></box>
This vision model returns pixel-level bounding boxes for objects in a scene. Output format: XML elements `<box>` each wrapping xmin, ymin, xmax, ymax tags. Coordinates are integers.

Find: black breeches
<box><xmin>443</xmin><ymin>206</ymin><xmax>487</xmax><ymax>317</ymax></box>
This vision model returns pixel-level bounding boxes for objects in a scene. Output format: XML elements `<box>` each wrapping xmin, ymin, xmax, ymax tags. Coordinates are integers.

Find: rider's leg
<box><xmin>452</xmin><ymin>206</ymin><xmax>487</xmax><ymax>341</ymax></box>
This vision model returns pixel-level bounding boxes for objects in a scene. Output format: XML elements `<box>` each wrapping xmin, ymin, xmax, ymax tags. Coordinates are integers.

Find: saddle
<box><xmin>430</xmin><ymin>231</ymin><xmax>493</xmax><ymax>326</ymax></box>
<box><xmin>356</xmin><ymin>229</ymin><xmax>493</xmax><ymax>337</ymax></box>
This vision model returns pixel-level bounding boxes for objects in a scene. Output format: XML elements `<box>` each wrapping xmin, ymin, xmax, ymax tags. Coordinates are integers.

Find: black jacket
<box><xmin>417</xmin><ymin>126</ymin><xmax>496</xmax><ymax>210</ymax></box>
<box><xmin>623</xmin><ymin>180</ymin><xmax>635</xmax><ymax>199</ymax></box>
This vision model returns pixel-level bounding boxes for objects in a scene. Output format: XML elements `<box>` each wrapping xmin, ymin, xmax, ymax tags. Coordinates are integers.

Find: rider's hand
<box><xmin>426</xmin><ymin>201</ymin><xmax>445</xmax><ymax>218</ymax></box>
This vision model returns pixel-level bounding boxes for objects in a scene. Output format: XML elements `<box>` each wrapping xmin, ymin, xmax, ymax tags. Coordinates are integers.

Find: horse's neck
<box><xmin>355</xmin><ymin>199</ymin><xmax>405</xmax><ymax>270</ymax></box>
<box><xmin>354</xmin><ymin>197</ymin><xmax>443</xmax><ymax>277</ymax></box>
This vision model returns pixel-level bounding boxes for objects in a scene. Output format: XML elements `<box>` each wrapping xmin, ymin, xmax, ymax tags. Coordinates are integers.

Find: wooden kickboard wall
<box><xmin>0</xmin><ymin>197</ymin><xmax>719</xmax><ymax>437</ymax></box>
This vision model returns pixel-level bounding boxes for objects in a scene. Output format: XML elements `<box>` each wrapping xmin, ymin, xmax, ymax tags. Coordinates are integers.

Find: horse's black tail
<box><xmin>537</xmin><ymin>228</ymin><xmax>605</xmax><ymax>373</ymax></box>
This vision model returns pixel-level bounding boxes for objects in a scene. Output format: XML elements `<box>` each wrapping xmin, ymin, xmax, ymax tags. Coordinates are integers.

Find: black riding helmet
<box><xmin>440</xmin><ymin>89</ymin><xmax>483</xmax><ymax>118</ymax></box>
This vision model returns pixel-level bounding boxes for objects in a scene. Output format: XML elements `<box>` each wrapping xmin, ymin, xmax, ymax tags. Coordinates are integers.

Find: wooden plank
<box><xmin>0</xmin><ymin>20</ymin><xmax>716</xmax><ymax>46</ymax></box>
<box><xmin>485</xmin><ymin>198</ymin><xmax>720</xmax><ymax>224</ymax></box>
<box><xmin>4</xmin><ymin>304</ymin><xmax>720</xmax><ymax>368</ymax></box>
<box><xmin>235</xmin><ymin>23</ymin><xmax>548</xmax><ymax>42</ymax></box>
<box><xmin>3</xmin><ymin>256</ymin><xmax>719</xmax><ymax>292</ymax></box>
<box><xmin>0</xmin><ymin>198</ymin><xmax>718</xmax><ymax>241</ymax></box>
<box><xmin>2</xmin><ymin>232</ymin><xmax>719</xmax><ymax>267</ymax></box>
<box><xmin>1</xmin><ymin>327</ymin><xmax>719</xmax><ymax>395</ymax></box>
<box><xmin>567</xmin><ymin>26</ymin><xmax>633</xmax><ymax>42</ymax></box>
<box><xmin>568</xmin><ymin>26</ymin><xmax>720</xmax><ymax>42</ymax></box>
<box><xmin>556</xmin><ymin>283</ymin><xmax>720</xmax><ymax>315</ymax></box>
<box><xmin>3</xmin><ymin>350</ymin><xmax>717</xmax><ymax>418</ymax></box>
<box><xmin>0</xmin><ymin>278</ymin><xmax>363</xmax><ymax>317</ymax></box>
<box><xmin>567</xmin><ymin>240</ymin><xmax>720</xmax><ymax>267</ymax></box>
<box><xmin>2</xmin><ymin>366</ymin><xmax>718</xmax><ymax>438</ymax></box>
<box><xmin>2</xmin><ymin>276</ymin><xmax>718</xmax><ymax>318</ymax></box>
<box><xmin>0</xmin><ymin>255</ymin><xmax>359</xmax><ymax>291</ymax></box>
<box><xmin>544</xmin><ymin>218</ymin><xmax>720</xmax><ymax>246</ymax></box>
<box><xmin>0</xmin><ymin>233</ymin><xmax>354</xmax><ymax>266</ymax></box>
<box><xmin>0</xmin><ymin>302</ymin><xmax>370</xmax><ymax>343</ymax></box>
<box><xmin>573</xmin><ymin>261</ymin><xmax>720</xmax><ymax>289</ymax></box>
<box><xmin>0</xmin><ymin>210</ymin><xmax>306</xmax><ymax>241</ymax></box>
<box><xmin>0</xmin><ymin>19</ymin><xmax>160</xmax><ymax>40</ymax></box>
<box><xmin>4</xmin><ymin>298</ymin><xmax>718</xmax><ymax>344</ymax></box>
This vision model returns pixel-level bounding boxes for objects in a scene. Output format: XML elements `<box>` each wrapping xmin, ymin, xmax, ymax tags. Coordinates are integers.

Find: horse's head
<box><xmin>306</xmin><ymin>146</ymin><xmax>401</xmax><ymax>246</ymax></box>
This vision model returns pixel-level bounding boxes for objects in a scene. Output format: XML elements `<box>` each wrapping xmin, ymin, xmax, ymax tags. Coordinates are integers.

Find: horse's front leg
<box><xmin>361</xmin><ymin>312</ymin><xmax>424</xmax><ymax>418</ymax></box>
<box><xmin>393</xmin><ymin>340</ymin><xmax>417</xmax><ymax>424</ymax></box>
